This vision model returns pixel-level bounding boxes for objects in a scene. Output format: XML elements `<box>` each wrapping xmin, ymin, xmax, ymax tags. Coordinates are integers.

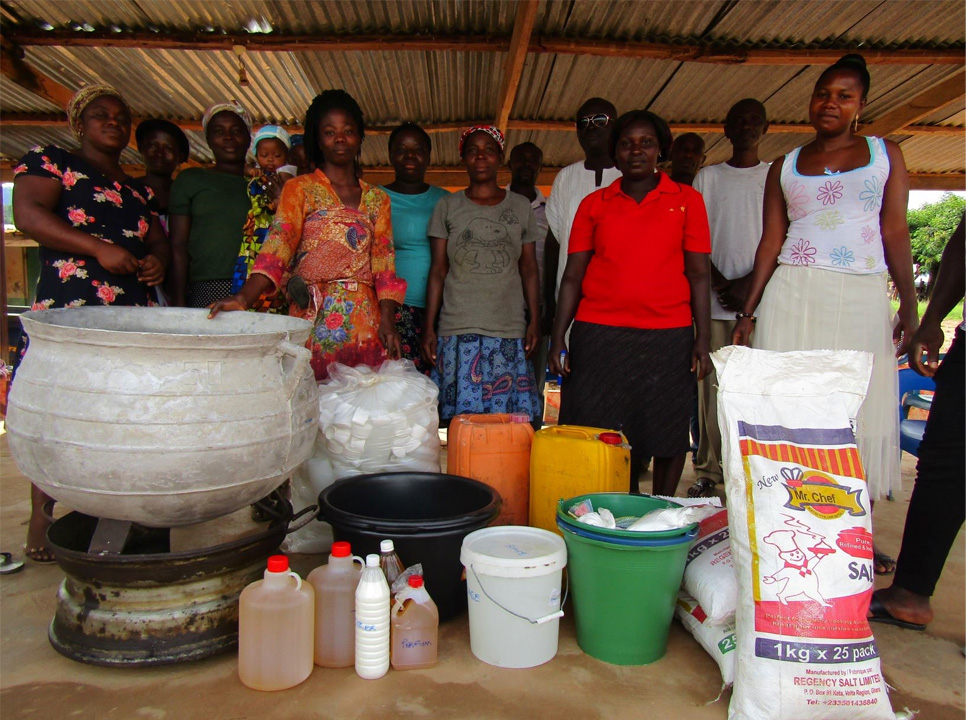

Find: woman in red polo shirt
<box><xmin>549</xmin><ymin>110</ymin><xmax>712</xmax><ymax>496</ymax></box>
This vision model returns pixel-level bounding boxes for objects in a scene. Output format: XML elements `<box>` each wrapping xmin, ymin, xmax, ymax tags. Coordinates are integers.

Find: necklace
<box><xmin>823</xmin><ymin>167</ymin><xmax>841</xmax><ymax>176</ymax></box>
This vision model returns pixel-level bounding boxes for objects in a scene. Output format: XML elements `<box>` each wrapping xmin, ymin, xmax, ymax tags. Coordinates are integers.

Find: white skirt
<box><xmin>756</xmin><ymin>264</ymin><xmax>899</xmax><ymax>500</ymax></box>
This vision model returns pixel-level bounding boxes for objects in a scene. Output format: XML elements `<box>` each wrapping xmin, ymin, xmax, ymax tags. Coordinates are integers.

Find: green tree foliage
<box><xmin>907</xmin><ymin>193</ymin><xmax>966</xmax><ymax>280</ymax></box>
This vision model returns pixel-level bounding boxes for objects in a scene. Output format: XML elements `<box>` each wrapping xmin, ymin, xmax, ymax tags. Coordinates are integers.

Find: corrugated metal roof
<box><xmin>898</xmin><ymin>134</ymin><xmax>966</xmax><ymax>174</ymax></box>
<box><xmin>1</xmin><ymin>0</ymin><xmax>523</xmax><ymax>34</ymax></box>
<box><xmin>538</xmin><ymin>0</ymin><xmax>724</xmax><ymax>41</ymax></box>
<box><xmin>0</xmin><ymin>79</ymin><xmax>61</xmax><ymax>113</ymax></box>
<box><xmin>0</xmin><ymin>0</ymin><xmax>961</xmax><ymax>180</ymax></box>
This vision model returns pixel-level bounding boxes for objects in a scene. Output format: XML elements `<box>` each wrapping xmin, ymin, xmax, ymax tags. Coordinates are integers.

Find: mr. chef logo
<box><xmin>780</xmin><ymin>467</ymin><xmax>865</xmax><ymax>521</ymax></box>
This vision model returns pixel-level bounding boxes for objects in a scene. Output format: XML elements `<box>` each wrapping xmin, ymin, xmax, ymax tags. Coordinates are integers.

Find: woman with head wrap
<box><xmin>168</xmin><ymin>101</ymin><xmax>252</xmax><ymax>307</ymax></box>
<box><xmin>11</xmin><ymin>84</ymin><xmax>170</xmax><ymax>562</ymax></box>
<box><xmin>209</xmin><ymin>90</ymin><xmax>405</xmax><ymax>381</ymax></box>
<box><xmin>420</xmin><ymin>125</ymin><xmax>542</xmax><ymax>422</ymax></box>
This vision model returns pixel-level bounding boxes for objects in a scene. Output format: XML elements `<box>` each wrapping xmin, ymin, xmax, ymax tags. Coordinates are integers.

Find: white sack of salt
<box><xmin>713</xmin><ymin>346</ymin><xmax>897</xmax><ymax>720</ymax></box>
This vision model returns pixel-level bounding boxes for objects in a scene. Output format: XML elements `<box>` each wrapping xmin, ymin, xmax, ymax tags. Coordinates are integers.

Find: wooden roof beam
<box><xmin>3</xmin><ymin>113</ymin><xmax>963</xmax><ymax>137</ymax></box>
<box><xmin>495</xmin><ymin>0</ymin><xmax>539</xmax><ymax>135</ymax></box>
<box><xmin>861</xmin><ymin>70</ymin><xmax>966</xmax><ymax>138</ymax></box>
<box><xmin>5</xmin><ymin>29</ymin><xmax>963</xmax><ymax>65</ymax></box>
<box><xmin>0</xmin><ymin>41</ymin><xmax>74</xmax><ymax>108</ymax></box>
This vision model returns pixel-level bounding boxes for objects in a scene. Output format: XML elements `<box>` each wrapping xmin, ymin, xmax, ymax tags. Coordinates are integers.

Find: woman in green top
<box><xmin>169</xmin><ymin>102</ymin><xmax>252</xmax><ymax>308</ymax></box>
<box><xmin>381</xmin><ymin>123</ymin><xmax>449</xmax><ymax>373</ymax></box>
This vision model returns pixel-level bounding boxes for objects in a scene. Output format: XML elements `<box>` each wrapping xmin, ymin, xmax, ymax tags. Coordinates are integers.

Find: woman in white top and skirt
<box><xmin>733</xmin><ymin>54</ymin><xmax>918</xmax><ymax>575</ymax></box>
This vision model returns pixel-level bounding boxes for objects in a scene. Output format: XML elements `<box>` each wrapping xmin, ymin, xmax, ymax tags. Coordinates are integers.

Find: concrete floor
<box><xmin>1</xmin><ymin>431</ymin><xmax>963</xmax><ymax>720</ymax></box>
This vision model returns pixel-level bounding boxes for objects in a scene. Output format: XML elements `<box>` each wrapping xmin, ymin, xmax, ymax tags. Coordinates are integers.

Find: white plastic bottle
<box><xmin>238</xmin><ymin>554</ymin><xmax>315</xmax><ymax>691</ymax></box>
<box><xmin>355</xmin><ymin>553</ymin><xmax>390</xmax><ymax>679</ymax></box>
<box><xmin>390</xmin><ymin>575</ymin><xmax>439</xmax><ymax>670</ymax></box>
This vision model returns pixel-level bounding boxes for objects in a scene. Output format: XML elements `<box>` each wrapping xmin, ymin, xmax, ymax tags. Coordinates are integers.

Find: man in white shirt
<box><xmin>508</xmin><ymin>141</ymin><xmax>550</xmax><ymax>422</ymax></box>
<box><xmin>544</xmin><ymin>97</ymin><xmax>622</xmax><ymax>319</ymax></box>
<box><xmin>688</xmin><ymin>98</ymin><xmax>770</xmax><ymax>497</ymax></box>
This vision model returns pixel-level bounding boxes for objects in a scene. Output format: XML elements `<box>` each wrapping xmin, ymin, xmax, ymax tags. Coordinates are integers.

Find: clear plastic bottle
<box><xmin>390</xmin><ymin>575</ymin><xmax>439</xmax><ymax>670</ymax></box>
<box><xmin>238</xmin><ymin>554</ymin><xmax>315</xmax><ymax>691</ymax></box>
<box><xmin>379</xmin><ymin>539</ymin><xmax>405</xmax><ymax>588</ymax></box>
<box><xmin>306</xmin><ymin>541</ymin><xmax>363</xmax><ymax>668</ymax></box>
<box><xmin>355</xmin><ymin>553</ymin><xmax>390</xmax><ymax>680</ymax></box>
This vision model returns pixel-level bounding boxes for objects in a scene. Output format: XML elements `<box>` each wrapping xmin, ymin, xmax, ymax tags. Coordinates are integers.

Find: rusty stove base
<box><xmin>46</xmin><ymin>511</ymin><xmax>288</xmax><ymax>667</ymax></box>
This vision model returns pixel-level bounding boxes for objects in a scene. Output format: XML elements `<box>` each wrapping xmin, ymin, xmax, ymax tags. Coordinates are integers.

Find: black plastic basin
<box><xmin>318</xmin><ymin>472</ymin><xmax>501</xmax><ymax>621</ymax></box>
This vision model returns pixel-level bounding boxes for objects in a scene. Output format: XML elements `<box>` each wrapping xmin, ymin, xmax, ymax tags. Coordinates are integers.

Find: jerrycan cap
<box><xmin>510</xmin><ymin>413</ymin><xmax>530</xmax><ymax>423</ymax></box>
<box><xmin>331</xmin><ymin>541</ymin><xmax>351</xmax><ymax>558</ymax></box>
<box><xmin>267</xmin><ymin>555</ymin><xmax>289</xmax><ymax>573</ymax></box>
<box><xmin>598</xmin><ymin>432</ymin><xmax>622</xmax><ymax>445</ymax></box>
<box><xmin>408</xmin><ymin>575</ymin><xmax>424</xmax><ymax>588</ymax></box>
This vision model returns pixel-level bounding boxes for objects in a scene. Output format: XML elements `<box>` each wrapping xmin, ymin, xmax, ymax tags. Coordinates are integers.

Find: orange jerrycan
<box><xmin>446</xmin><ymin>413</ymin><xmax>534</xmax><ymax>526</ymax></box>
<box><xmin>528</xmin><ymin>425</ymin><xmax>631</xmax><ymax>534</ymax></box>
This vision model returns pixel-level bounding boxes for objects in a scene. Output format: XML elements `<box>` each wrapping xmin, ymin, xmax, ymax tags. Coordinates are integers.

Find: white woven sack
<box><xmin>714</xmin><ymin>346</ymin><xmax>895</xmax><ymax>720</ymax></box>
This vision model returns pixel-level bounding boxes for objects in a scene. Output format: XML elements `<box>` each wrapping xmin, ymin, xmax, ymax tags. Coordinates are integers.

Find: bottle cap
<box><xmin>408</xmin><ymin>575</ymin><xmax>424</xmax><ymax>588</ymax></box>
<box><xmin>598</xmin><ymin>432</ymin><xmax>622</xmax><ymax>445</ymax></box>
<box><xmin>510</xmin><ymin>413</ymin><xmax>530</xmax><ymax>423</ymax></box>
<box><xmin>331</xmin><ymin>541</ymin><xmax>351</xmax><ymax>558</ymax></box>
<box><xmin>380</xmin><ymin>539</ymin><xmax>395</xmax><ymax>553</ymax></box>
<box><xmin>365</xmin><ymin>554</ymin><xmax>380</xmax><ymax>567</ymax></box>
<box><xmin>267</xmin><ymin>555</ymin><xmax>288</xmax><ymax>573</ymax></box>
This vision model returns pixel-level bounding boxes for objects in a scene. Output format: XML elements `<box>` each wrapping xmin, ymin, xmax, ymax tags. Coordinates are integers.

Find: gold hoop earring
<box><xmin>853</xmin><ymin>115</ymin><xmax>859</xmax><ymax>133</ymax></box>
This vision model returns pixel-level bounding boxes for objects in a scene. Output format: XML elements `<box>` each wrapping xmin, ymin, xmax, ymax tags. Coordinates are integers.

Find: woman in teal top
<box><xmin>381</xmin><ymin>123</ymin><xmax>449</xmax><ymax>373</ymax></box>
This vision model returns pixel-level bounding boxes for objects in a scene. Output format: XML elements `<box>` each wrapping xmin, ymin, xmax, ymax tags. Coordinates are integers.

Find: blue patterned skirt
<box><xmin>433</xmin><ymin>334</ymin><xmax>540</xmax><ymax>421</ymax></box>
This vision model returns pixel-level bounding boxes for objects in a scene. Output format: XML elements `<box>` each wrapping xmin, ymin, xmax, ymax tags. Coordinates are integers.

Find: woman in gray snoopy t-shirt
<box><xmin>422</xmin><ymin>125</ymin><xmax>542</xmax><ymax>422</ymax></box>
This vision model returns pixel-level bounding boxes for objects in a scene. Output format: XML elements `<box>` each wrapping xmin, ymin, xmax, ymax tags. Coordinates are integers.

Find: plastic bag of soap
<box><xmin>625</xmin><ymin>505</ymin><xmax>720</xmax><ymax>532</ymax></box>
<box><xmin>313</xmin><ymin>359</ymin><xmax>441</xmax><ymax>489</ymax></box>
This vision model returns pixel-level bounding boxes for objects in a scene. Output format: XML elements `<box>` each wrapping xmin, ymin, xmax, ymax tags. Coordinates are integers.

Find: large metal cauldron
<box><xmin>7</xmin><ymin>307</ymin><xmax>318</xmax><ymax>527</ymax></box>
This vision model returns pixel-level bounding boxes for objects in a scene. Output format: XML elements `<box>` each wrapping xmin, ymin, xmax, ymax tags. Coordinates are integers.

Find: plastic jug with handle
<box><xmin>238</xmin><ymin>554</ymin><xmax>315</xmax><ymax>690</ymax></box>
<box><xmin>307</xmin><ymin>541</ymin><xmax>363</xmax><ymax>668</ymax></box>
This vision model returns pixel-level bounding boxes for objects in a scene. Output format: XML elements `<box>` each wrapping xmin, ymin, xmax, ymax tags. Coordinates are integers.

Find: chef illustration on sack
<box><xmin>762</xmin><ymin>518</ymin><xmax>836</xmax><ymax>607</ymax></box>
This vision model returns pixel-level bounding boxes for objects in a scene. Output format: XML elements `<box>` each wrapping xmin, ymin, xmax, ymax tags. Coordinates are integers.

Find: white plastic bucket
<box><xmin>459</xmin><ymin>526</ymin><xmax>567</xmax><ymax>668</ymax></box>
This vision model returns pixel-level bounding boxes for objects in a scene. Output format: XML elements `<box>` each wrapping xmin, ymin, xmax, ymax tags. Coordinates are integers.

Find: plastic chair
<box><xmin>897</xmin><ymin>365</ymin><xmax>936</xmax><ymax>458</ymax></box>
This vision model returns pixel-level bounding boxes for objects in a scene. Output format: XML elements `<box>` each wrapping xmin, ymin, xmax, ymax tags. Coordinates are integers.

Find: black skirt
<box><xmin>558</xmin><ymin>321</ymin><xmax>693</xmax><ymax>459</ymax></box>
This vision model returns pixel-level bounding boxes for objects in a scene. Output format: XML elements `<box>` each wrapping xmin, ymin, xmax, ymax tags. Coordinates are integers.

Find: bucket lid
<box><xmin>460</xmin><ymin>526</ymin><xmax>566</xmax><ymax>578</ymax></box>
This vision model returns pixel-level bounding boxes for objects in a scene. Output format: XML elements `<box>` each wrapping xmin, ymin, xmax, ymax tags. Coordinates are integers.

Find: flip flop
<box><xmin>687</xmin><ymin>477</ymin><xmax>718</xmax><ymax>498</ymax></box>
<box><xmin>24</xmin><ymin>545</ymin><xmax>56</xmax><ymax>564</ymax></box>
<box><xmin>873</xmin><ymin>550</ymin><xmax>896</xmax><ymax>576</ymax></box>
<box><xmin>868</xmin><ymin>593</ymin><xmax>926</xmax><ymax>631</ymax></box>
<box><xmin>0</xmin><ymin>552</ymin><xmax>25</xmax><ymax>575</ymax></box>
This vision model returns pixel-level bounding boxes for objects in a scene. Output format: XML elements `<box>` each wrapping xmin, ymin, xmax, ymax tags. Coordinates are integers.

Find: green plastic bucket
<box><xmin>557</xmin><ymin>493</ymin><xmax>696</xmax><ymax>665</ymax></box>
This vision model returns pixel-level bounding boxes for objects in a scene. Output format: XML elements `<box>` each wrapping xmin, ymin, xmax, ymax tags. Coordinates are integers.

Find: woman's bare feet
<box><xmin>25</xmin><ymin>485</ymin><xmax>56</xmax><ymax>563</ymax></box>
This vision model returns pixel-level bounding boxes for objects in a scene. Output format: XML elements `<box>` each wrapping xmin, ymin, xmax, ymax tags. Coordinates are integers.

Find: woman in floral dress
<box><xmin>209</xmin><ymin>90</ymin><xmax>404</xmax><ymax>381</ymax></box>
<box><xmin>732</xmin><ymin>54</ymin><xmax>918</xmax><ymax>574</ymax></box>
<box><xmin>12</xmin><ymin>84</ymin><xmax>169</xmax><ymax>562</ymax></box>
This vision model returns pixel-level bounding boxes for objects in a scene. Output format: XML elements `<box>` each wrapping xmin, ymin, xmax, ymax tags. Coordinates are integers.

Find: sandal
<box><xmin>687</xmin><ymin>477</ymin><xmax>718</xmax><ymax>498</ymax></box>
<box><xmin>873</xmin><ymin>550</ymin><xmax>896</xmax><ymax>576</ymax></box>
<box><xmin>24</xmin><ymin>545</ymin><xmax>56</xmax><ymax>564</ymax></box>
<box><xmin>0</xmin><ymin>552</ymin><xmax>25</xmax><ymax>574</ymax></box>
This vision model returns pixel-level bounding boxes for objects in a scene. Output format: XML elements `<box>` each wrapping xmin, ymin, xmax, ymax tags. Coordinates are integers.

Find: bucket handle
<box><xmin>469</xmin><ymin>564</ymin><xmax>568</xmax><ymax>625</ymax></box>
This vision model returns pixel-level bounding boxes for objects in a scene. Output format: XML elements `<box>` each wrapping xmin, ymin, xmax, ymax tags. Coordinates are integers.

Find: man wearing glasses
<box><xmin>544</xmin><ymin>98</ymin><xmax>621</xmax><ymax>328</ymax></box>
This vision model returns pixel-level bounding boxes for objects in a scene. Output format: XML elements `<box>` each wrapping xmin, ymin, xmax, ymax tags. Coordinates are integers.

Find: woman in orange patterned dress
<box><xmin>209</xmin><ymin>90</ymin><xmax>405</xmax><ymax>381</ymax></box>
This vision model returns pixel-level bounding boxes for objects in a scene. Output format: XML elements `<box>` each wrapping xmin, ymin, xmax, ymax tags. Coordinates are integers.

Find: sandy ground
<box><xmin>0</xmin><ymin>432</ymin><xmax>962</xmax><ymax>720</ymax></box>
